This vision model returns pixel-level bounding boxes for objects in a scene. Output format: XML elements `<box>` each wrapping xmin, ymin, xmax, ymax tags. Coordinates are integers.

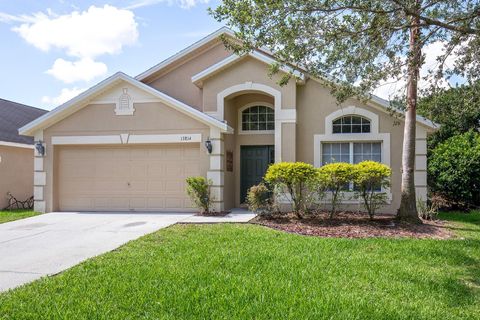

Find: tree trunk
<box><xmin>397</xmin><ymin>6</ymin><xmax>422</xmax><ymax>223</ymax></box>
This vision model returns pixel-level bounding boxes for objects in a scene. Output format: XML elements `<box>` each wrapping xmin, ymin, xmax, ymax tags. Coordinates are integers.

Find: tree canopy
<box><xmin>211</xmin><ymin>0</ymin><xmax>480</xmax><ymax>101</ymax></box>
<box><xmin>418</xmin><ymin>82</ymin><xmax>480</xmax><ymax>149</ymax></box>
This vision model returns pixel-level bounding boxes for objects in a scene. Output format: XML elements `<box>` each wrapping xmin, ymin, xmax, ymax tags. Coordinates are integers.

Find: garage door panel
<box><xmin>95</xmin><ymin>162</ymin><xmax>116</xmax><ymax>178</ymax></box>
<box><xmin>113</xmin><ymin>163</ymin><xmax>131</xmax><ymax>178</ymax></box>
<box><xmin>147</xmin><ymin>180</ymin><xmax>165</xmax><ymax>193</ymax></box>
<box><xmin>184</xmin><ymin>147</ymin><xmax>199</xmax><ymax>158</ymax></box>
<box><xmin>146</xmin><ymin>162</ymin><xmax>165</xmax><ymax>177</ymax></box>
<box><xmin>129</xmin><ymin>198</ymin><xmax>147</xmax><ymax>209</ymax></box>
<box><xmin>130</xmin><ymin>148</ymin><xmax>149</xmax><ymax>158</ymax></box>
<box><xmin>164</xmin><ymin>180</ymin><xmax>185</xmax><ymax>193</ymax></box>
<box><xmin>131</xmin><ymin>163</ymin><xmax>148</xmax><ymax>177</ymax></box>
<box><xmin>58</xmin><ymin>144</ymin><xmax>200</xmax><ymax>212</ymax></box>
<box><xmin>94</xmin><ymin>179</ymin><xmax>130</xmax><ymax>193</ymax></box>
<box><xmin>61</xmin><ymin>198</ymin><xmax>94</xmax><ymax>211</ymax></box>
<box><xmin>129</xmin><ymin>180</ymin><xmax>148</xmax><ymax>193</ymax></box>
<box><xmin>60</xmin><ymin>178</ymin><xmax>94</xmax><ymax>194</ymax></box>
<box><xmin>147</xmin><ymin>197</ymin><xmax>165</xmax><ymax>209</ymax></box>
<box><xmin>165</xmin><ymin>197</ymin><xmax>184</xmax><ymax>209</ymax></box>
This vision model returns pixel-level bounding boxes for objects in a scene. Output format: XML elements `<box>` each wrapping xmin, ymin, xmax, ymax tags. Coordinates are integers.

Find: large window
<box><xmin>241</xmin><ymin>105</ymin><xmax>274</xmax><ymax>132</ymax></box>
<box><xmin>322</xmin><ymin>142</ymin><xmax>382</xmax><ymax>165</ymax></box>
<box><xmin>332</xmin><ymin>116</ymin><xmax>371</xmax><ymax>134</ymax></box>
<box><xmin>322</xmin><ymin>142</ymin><xmax>382</xmax><ymax>191</ymax></box>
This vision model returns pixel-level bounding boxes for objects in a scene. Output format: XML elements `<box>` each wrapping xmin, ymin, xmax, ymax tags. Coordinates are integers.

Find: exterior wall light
<box><xmin>35</xmin><ymin>141</ymin><xmax>45</xmax><ymax>156</ymax></box>
<box><xmin>204</xmin><ymin>139</ymin><xmax>213</xmax><ymax>154</ymax></box>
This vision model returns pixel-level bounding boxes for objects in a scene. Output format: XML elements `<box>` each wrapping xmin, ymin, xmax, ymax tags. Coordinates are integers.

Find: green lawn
<box><xmin>0</xmin><ymin>210</ymin><xmax>40</xmax><ymax>224</ymax></box>
<box><xmin>0</xmin><ymin>212</ymin><xmax>479</xmax><ymax>320</ymax></box>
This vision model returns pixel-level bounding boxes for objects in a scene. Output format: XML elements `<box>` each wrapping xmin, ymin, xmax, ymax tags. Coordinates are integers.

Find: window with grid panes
<box><xmin>241</xmin><ymin>106</ymin><xmax>274</xmax><ymax>131</ymax></box>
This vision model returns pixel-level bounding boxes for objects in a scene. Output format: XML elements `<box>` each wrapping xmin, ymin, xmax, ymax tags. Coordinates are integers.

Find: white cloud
<box><xmin>125</xmin><ymin>0</ymin><xmax>210</xmax><ymax>10</ymax></box>
<box><xmin>46</xmin><ymin>58</ymin><xmax>107</xmax><ymax>83</ymax></box>
<box><xmin>6</xmin><ymin>5</ymin><xmax>138</xmax><ymax>85</ymax></box>
<box><xmin>41</xmin><ymin>87</ymin><xmax>86</xmax><ymax>107</ymax></box>
<box><xmin>373</xmin><ymin>41</ymin><xmax>458</xmax><ymax>100</ymax></box>
<box><xmin>13</xmin><ymin>5</ymin><xmax>138</xmax><ymax>59</ymax></box>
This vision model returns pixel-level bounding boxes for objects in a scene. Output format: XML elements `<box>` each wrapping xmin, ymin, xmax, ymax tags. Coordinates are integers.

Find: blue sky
<box><xmin>0</xmin><ymin>0</ymin><xmax>223</xmax><ymax>110</ymax></box>
<box><xmin>0</xmin><ymin>1</ymin><xmax>461</xmax><ymax>111</ymax></box>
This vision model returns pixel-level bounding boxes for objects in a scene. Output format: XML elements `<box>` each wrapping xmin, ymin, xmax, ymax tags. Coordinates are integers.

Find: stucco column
<box><xmin>33</xmin><ymin>130</ymin><xmax>46</xmax><ymax>213</ymax></box>
<box><xmin>415</xmin><ymin>127</ymin><xmax>428</xmax><ymax>203</ymax></box>
<box><xmin>275</xmin><ymin>108</ymin><xmax>296</xmax><ymax>162</ymax></box>
<box><xmin>207</xmin><ymin>127</ymin><xmax>225</xmax><ymax>212</ymax></box>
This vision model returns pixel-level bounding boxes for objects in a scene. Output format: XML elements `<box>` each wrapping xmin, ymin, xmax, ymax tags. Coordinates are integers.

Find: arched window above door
<box><xmin>239</xmin><ymin>103</ymin><xmax>275</xmax><ymax>133</ymax></box>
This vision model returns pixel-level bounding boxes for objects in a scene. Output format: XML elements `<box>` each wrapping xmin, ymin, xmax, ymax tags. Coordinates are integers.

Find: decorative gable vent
<box><xmin>115</xmin><ymin>88</ymin><xmax>135</xmax><ymax>116</ymax></box>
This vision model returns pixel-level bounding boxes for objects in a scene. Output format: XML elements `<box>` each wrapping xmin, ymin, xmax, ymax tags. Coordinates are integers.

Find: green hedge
<box><xmin>428</xmin><ymin>131</ymin><xmax>480</xmax><ymax>207</ymax></box>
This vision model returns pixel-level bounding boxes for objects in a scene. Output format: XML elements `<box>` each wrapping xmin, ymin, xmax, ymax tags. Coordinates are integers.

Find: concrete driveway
<box><xmin>0</xmin><ymin>211</ymin><xmax>193</xmax><ymax>292</ymax></box>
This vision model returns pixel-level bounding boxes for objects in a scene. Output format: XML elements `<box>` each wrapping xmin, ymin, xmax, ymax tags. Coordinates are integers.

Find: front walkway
<box><xmin>0</xmin><ymin>210</ymin><xmax>255</xmax><ymax>292</ymax></box>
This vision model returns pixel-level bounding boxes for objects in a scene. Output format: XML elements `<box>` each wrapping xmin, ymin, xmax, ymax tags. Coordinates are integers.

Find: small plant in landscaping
<box><xmin>417</xmin><ymin>194</ymin><xmax>449</xmax><ymax>220</ymax></box>
<box><xmin>318</xmin><ymin>163</ymin><xmax>355</xmax><ymax>219</ymax></box>
<box><xmin>417</xmin><ymin>198</ymin><xmax>437</xmax><ymax>221</ymax></box>
<box><xmin>353</xmin><ymin>161</ymin><xmax>391</xmax><ymax>220</ymax></box>
<box><xmin>246</xmin><ymin>183</ymin><xmax>275</xmax><ymax>216</ymax></box>
<box><xmin>185</xmin><ymin>176</ymin><xmax>213</xmax><ymax>214</ymax></box>
<box><xmin>264</xmin><ymin>162</ymin><xmax>319</xmax><ymax>218</ymax></box>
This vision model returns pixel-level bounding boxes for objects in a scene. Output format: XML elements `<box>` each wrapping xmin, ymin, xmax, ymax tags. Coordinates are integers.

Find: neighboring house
<box><xmin>19</xmin><ymin>28</ymin><xmax>435</xmax><ymax>214</ymax></box>
<box><xmin>0</xmin><ymin>98</ymin><xmax>47</xmax><ymax>209</ymax></box>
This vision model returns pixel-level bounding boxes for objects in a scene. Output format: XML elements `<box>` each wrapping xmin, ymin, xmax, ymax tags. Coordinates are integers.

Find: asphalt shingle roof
<box><xmin>0</xmin><ymin>98</ymin><xmax>47</xmax><ymax>145</ymax></box>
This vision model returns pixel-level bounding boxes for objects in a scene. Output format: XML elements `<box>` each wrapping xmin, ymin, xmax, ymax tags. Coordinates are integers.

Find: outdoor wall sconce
<box><xmin>204</xmin><ymin>139</ymin><xmax>213</xmax><ymax>154</ymax></box>
<box><xmin>35</xmin><ymin>141</ymin><xmax>45</xmax><ymax>156</ymax></box>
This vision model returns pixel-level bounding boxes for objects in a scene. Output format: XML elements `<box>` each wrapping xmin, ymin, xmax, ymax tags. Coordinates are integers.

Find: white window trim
<box><xmin>238</xmin><ymin>102</ymin><xmax>275</xmax><ymax>135</ymax></box>
<box><xmin>313</xmin><ymin>133</ymin><xmax>392</xmax><ymax>203</ymax></box>
<box><xmin>314</xmin><ymin>133</ymin><xmax>390</xmax><ymax>167</ymax></box>
<box><xmin>314</xmin><ymin>106</ymin><xmax>391</xmax><ymax>204</ymax></box>
<box><xmin>326</xmin><ymin>106</ymin><xmax>379</xmax><ymax>134</ymax></box>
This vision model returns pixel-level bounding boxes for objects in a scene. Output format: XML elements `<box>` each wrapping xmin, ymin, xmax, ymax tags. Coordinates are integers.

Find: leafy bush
<box><xmin>428</xmin><ymin>131</ymin><xmax>480</xmax><ymax>208</ymax></box>
<box><xmin>246</xmin><ymin>183</ymin><xmax>274</xmax><ymax>216</ymax></box>
<box><xmin>353</xmin><ymin>161</ymin><xmax>391</xmax><ymax>219</ymax></box>
<box><xmin>264</xmin><ymin>162</ymin><xmax>319</xmax><ymax>218</ymax></box>
<box><xmin>185</xmin><ymin>177</ymin><xmax>213</xmax><ymax>214</ymax></box>
<box><xmin>318</xmin><ymin>163</ymin><xmax>355</xmax><ymax>218</ymax></box>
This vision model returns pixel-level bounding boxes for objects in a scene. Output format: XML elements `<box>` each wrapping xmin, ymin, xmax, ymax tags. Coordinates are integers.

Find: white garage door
<box><xmin>57</xmin><ymin>144</ymin><xmax>200</xmax><ymax>212</ymax></box>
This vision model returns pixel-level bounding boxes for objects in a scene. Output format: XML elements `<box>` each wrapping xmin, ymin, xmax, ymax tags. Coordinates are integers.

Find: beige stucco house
<box><xmin>0</xmin><ymin>98</ymin><xmax>47</xmax><ymax>209</ymax></box>
<box><xmin>19</xmin><ymin>28</ymin><xmax>435</xmax><ymax>214</ymax></box>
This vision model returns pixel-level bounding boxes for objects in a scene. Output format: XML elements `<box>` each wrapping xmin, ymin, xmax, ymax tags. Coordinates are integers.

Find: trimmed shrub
<box><xmin>428</xmin><ymin>131</ymin><xmax>480</xmax><ymax>208</ymax></box>
<box><xmin>353</xmin><ymin>161</ymin><xmax>391</xmax><ymax>219</ymax></box>
<box><xmin>185</xmin><ymin>176</ymin><xmax>213</xmax><ymax>214</ymax></box>
<box><xmin>264</xmin><ymin>162</ymin><xmax>319</xmax><ymax>218</ymax></box>
<box><xmin>318</xmin><ymin>163</ymin><xmax>355</xmax><ymax>218</ymax></box>
<box><xmin>246</xmin><ymin>183</ymin><xmax>274</xmax><ymax>216</ymax></box>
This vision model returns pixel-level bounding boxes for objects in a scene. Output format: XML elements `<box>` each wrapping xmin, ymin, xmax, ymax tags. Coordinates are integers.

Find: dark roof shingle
<box><xmin>0</xmin><ymin>98</ymin><xmax>47</xmax><ymax>145</ymax></box>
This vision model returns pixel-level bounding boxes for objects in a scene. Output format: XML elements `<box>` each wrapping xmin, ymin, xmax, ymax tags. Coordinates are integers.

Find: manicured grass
<box><xmin>1</xmin><ymin>212</ymin><xmax>479</xmax><ymax>319</ymax></box>
<box><xmin>0</xmin><ymin>209</ymin><xmax>41</xmax><ymax>224</ymax></box>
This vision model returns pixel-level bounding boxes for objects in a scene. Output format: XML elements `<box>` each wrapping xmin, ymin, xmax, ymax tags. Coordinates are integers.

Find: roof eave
<box><xmin>191</xmin><ymin>51</ymin><xmax>306</xmax><ymax>89</ymax></box>
<box><xmin>135</xmin><ymin>27</ymin><xmax>236</xmax><ymax>82</ymax></box>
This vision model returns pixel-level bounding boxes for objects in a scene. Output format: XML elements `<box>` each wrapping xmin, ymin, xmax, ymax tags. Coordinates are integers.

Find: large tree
<box><xmin>211</xmin><ymin>0</ymin><xmax>480</xmax><ymax>221</ymax></box>
<box><xmin>418</xmin><ymin>82</ymin><xmax>480</xmax><ymax>150</ymax></box>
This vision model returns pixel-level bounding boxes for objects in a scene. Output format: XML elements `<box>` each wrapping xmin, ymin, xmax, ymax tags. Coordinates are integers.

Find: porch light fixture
<box><xmin>35</xmin><ymin>141</ymin><xmax>45</xmax><ymax>156</ymax></box>
<box><xmin>204</xmin><ymin>139</ymin><xmax>213</xmax><ymax>154</ymax></box>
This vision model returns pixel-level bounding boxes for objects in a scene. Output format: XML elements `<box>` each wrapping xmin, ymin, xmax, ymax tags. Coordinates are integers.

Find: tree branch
<box><xmin>389</xmin><ymin>0</ymin><xmax>479</xmax><ymax>34</ymax></box>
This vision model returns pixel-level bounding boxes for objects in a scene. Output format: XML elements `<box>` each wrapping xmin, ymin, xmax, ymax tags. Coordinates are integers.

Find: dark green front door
<box><xmin>240</xmin><ymin>145</ymin><xmax>274</xmax><ymax>203</ymax></box>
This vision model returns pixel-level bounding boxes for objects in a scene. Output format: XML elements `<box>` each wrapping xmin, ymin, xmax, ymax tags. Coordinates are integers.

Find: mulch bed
<box><xmin>195</xmin><ymin>211</ymin><xmax>231</xmax><ymax>217</ymax></box>
<box><xmin>252</xmin><ymin>211</ymin><xmax>453</xmax><ymax>239</ymax></box>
